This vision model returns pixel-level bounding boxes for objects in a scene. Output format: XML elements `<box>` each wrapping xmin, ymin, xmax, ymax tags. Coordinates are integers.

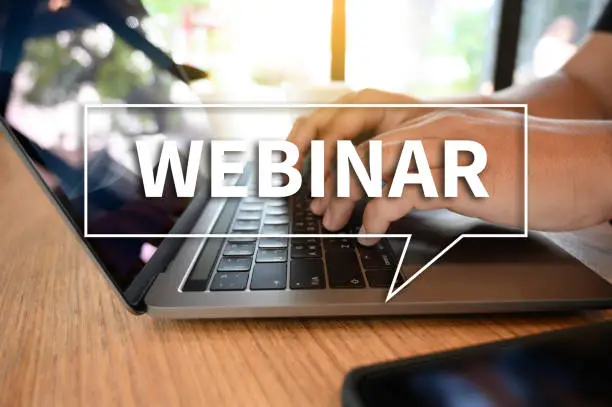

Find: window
<box><xmin>137</xmin><ymin>0</ymin><xmax>502</xmax><ymax>99</ymax></box>
<box><xmin>140</xmin><ymin>0</ymin><xmax>333</xmax><ymax>93</ymax></box>
<box><xmin>514</xmin><ymin>0</ymin><xmax>608</xmax><ymax>84</ymax></box>
<box><xmin>345</xmin><ymin>0</ymin><xmax>500</xmax><ymax>97</ymax></box>
<box><xmin>14</xmin><ymin>0</ymin><xmax>610</xmax><ymax>112</ymax></box>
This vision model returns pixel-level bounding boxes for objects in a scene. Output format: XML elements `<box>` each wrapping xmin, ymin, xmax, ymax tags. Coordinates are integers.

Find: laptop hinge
<box><xmin>124</xmin><ymin>169</ymin><xmax>251</xmax><ymax>310</ymax></box>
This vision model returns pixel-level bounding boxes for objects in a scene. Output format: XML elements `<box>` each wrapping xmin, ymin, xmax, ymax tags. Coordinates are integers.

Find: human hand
<box><xmin>310</xmin><ymin>108</ymin><xmax>612</xmax><ymax>245</ymax></box>
<box><xmin>287</xmin><ymin>88</ymin><xmax>430</xmax><ymax>172</ymax></box>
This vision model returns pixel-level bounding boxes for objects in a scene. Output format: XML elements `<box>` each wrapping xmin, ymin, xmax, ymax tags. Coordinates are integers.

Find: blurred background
<box><xmin>12</xmin><ymin>0</ymin><xmax>611</xmax><ymax>103</ymax></box>
<box><xmin>128</xmin><ymin>0</ymin><xmax>608</xmax><ymax>96</ymax></box>
<box><xmin>5</xmin><ymin>0</ymin><xmax>611</xmax><ymax>182</ymax></box>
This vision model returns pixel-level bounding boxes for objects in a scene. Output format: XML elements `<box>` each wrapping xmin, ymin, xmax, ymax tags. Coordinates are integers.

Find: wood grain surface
<box><xmin>1</xmin><ymin>135</ymin><xmax>610</xmax><ymax>407</ymax></box>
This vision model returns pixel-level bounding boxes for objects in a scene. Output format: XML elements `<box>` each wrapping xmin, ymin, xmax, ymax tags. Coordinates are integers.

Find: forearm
<box><xmin>426</xmin><ymin>71</ymin><xmax>606</xmax><ymax>120</ymax></box>
<box><xmin>429</xmin><ymin>32</ymin><xmax>612</xmax><ymax>120</ymax></box>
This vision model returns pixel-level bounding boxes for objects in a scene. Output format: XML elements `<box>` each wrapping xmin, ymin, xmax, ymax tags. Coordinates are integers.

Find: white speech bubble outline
<box><xmin>83</xmin><ymin>104</ymin><xmax>527</xmax><ymax>296</ymax></box>
<box><xmin>386</xmin><ymin>106</ymin><xmax>528</xmax><ymax>302</ymax></box>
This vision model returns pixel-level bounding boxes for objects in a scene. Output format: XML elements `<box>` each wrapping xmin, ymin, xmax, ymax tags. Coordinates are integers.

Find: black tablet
<box><xmin>343</xmin><ymin>320</ymin><xmax>612</xmax><ymax>407</ymax></box>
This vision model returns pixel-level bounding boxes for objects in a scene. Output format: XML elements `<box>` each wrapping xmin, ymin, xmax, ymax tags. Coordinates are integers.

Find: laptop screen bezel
<box><xmin>0</xmin><ymin>4</ymin><xmax>215</xmax><ymax>313</ymax></box>
<box><xmin>1</xmin><ymin>119</ymin><xmax>144</xmax><ymax>312</ymax></box>
<box><xmin>2</xmin><ymin>115</ymin><xmax>213</xmax><ymax>313</ymax></box>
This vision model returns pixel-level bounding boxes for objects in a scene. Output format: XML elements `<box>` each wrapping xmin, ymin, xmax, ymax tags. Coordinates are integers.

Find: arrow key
<box><xmin>326</xmin><ymin>250</ymin><xmax>365</xmax><ymax>289</ymax></box>
<box><xmin>210</xmin><ymin>272</ymin><xmax>249</xmax><ymax>291</ymax></box>
<box><xmin>250</xmin><ymin>263</ymin><xmax>287</xmax><ymax>290</ymax></box>
<box><xmin>290</xmin><ymin>260</ymin><xmax>325</xmax><ymax>289</ymax></box>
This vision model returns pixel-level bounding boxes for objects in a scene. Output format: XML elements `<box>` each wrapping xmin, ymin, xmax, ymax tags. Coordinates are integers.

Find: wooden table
<box><xmin>1</xmin><ymin>135</ymin><xmax>611</xmax><ymax>407</ymax></box>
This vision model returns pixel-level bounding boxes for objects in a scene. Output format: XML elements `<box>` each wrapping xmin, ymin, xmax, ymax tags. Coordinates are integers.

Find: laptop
<box><xmin>3</xmin><ymin>3</ymin><xmax>612</xmax><ymax>319</ymax></box>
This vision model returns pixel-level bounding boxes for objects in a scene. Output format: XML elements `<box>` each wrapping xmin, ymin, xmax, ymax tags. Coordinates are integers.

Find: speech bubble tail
<box><xmin>385</xmin><ymin>235</ymin><xmax>467</xmax><ymax>303</ymax></box>
<box><xmin>385</xmin><ymin>237</ymin><xmax>411</xmax><ymax>303</ymax></box>
<box><xmin>385</xmin><ymin>286</ymin><xmax>401</xmax><ymax>303</ymax></box>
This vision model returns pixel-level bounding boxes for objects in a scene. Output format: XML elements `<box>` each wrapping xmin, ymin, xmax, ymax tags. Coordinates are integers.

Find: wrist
<box><xmin>583</xmin><ymin>124</ymin><xmax>612</xmax><ymax>222</ymax></box>
<box><xmin>601</xmin><ymin>130</ymin><xmax>612</xmax><ymax>220</ymax></box>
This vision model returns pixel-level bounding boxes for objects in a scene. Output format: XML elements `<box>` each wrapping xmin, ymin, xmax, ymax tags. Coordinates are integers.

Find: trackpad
<box><xmin>386</xmin><ymin>210</ymin><xmax>572</xmax><ymax>265</ymax></box>
<box><xmin>381</xmin><ymin>211</ymin><xmax>612</xmax><ymax>303</ymax></box>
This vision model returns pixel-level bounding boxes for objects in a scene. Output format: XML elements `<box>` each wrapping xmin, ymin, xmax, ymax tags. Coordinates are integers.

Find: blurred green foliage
<box><xmin>412</xmin><ymin>6</ymin><xmax>491</xmax><ymax>97</ymax></box>
<box><xmin>22</xmin><ymin>31</ymin><xmax>149</xmax><ymax>105</ymax></box>
<box><xmin>141</xmin><ymin>0</ymin><xmax>210</xmax><ymax>21</ymax></box>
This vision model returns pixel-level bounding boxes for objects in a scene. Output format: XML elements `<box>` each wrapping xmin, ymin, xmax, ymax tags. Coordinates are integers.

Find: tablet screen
<box><xmin>353</xmin><ymin>324</ymin><xmax>612</xmax><ymax>407</ymax></box>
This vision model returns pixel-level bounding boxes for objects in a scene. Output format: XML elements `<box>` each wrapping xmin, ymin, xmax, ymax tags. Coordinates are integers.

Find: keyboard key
<box><xmin>233</xmin><ymin>220</ymin><xmax>260</xmax><ymax>231</ymax></box>
<box><xmin>325</xmin><ymin>250</ymin><xmax>365</xmax><ymax>288</ymax></box>
<box><xmin>259</xmin><ymin>237</ymin><xmax>288</xmax><ymax>248</ymax></box>
<box><xmin>217</xmin><ymin>256</ymin><xmax>252</xmax><ymax>272</ymax></box>
<box><xmin>293</xmin><ymin>222</ymin><xmax>319</xmax><ymax>233</ymax></box>
<box><xmin>256</xmin><ymin>248</ymin><xmax>288</xmax><ymax>263</ymax></box>
<box><xmin>293</xmin><ymin>201</ymin><xmax>307</xmax><ymax>211</ymax></box>
<box><xmin>290</xmin><ymin>260</ymin><xmax>325</xmax><ymax>289</ymax></box>
<box><xmin>250</xmin><ymin>263</ymin><xmax>287</xmax><ymax>290</ymax></box>
<box><xmin>304</xmin><ymin>217</ymin><xmax>318</xmax><ymax>226</ymax></box>
<box><xmin>265</xmin><ymin>206</ymin><xmax>289</xmax><ymax>216</ymax></box>
<box><xmin>359</xmin><ymin>246</ymin><xmax>394</xmax><ymax>269</ymax></box>
<box><xmin>224</xmin><ymin>242</ymin><xmax>256</xmax><ymax>256</ymax></box>
<box><xmin>292</xmin><ymin>210</ymin><xmax>306</xmax><ymax>220</ymax></box>
<box><xmin>244</xmin><ymin>197</ymin><xmax>264</xmax><ymax>204</ymax></box>
<box><xmin>291</xmin><ymin>245</ymin><xmax>322</xmax><ymax>259</ymax></box>
<box><xmin>324</xmin><ymin>238</ymin><xmax>354</xmax><ymax>252</ymax></box>
<box><xmin>241</xmin><ymin>203</ymin><xmax>264</xmax><ymax>211</ymax></box>
<box><xmin>264</xmin><ymin>215</ymin><xmax>289</xmax><ymax>225</ymax></box>
<box><xmin>228</xmin><ymin>236</ymin><xmax>257</xmax><ymax>243</ymax></box>
<box><xmin>292</xmin><ymin>221</ymin><xmax>306</xmax><ymax>232</ymax></box>
<box><xmin>325</xmin><ymin>224</ymin><xmax>360</xmax><ymax>234</ymax></box>
<box><xmin>262</xmin><ymin>225</ymin><xmax>289</xmax><ymax>234</ymax></box>
<box><xmin>292</xmin><ymin>243</ymin><xmax>320</xmax><ymax>251</ymax></box>
<box><xmin>266</xmin><ymin>199</ymin><xmax>288</xmax><ymax>207</ymax></box>
<box><xmin>292</xmin><ymin>238</ymin><xmax>320</xmax><ymax>245</ymax></box>
<box><xmin>231</xmin><ymin>228</ymin><xmax>258</xmax><ymax>235</ymax></box>
<box><xmin>366</xmin><ymin>269</ymin><xmax>403</xmax><ymax>288</ymax></box>
<box><xmin>236</xmin><ymin>210</ymin><xmax>263</xmax><ymax>221</ymax></box>
<box><xmin>210</xmin><ymin>272</ymin><xmax>249</xmax><ymax>291</ymax></box>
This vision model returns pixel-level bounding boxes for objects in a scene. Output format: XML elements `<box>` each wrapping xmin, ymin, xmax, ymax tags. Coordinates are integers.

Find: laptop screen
<box><xmin>5</xmin><ymin>4</ymin><xmax>212</xmax><ymax>295</ymax></box>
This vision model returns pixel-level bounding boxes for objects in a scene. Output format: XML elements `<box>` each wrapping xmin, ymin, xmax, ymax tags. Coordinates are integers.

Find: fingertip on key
<box><xmin>322</xmin><ymin>208</ymin><xmax>334</xmax><ymax>230</ymax></box>
<box><xmin>357</xmin><ymin>225</ymin><xmax>379</xmax><ymax>246</ymax></box>
<box><xmin>310</xmin><ymin>198</ymin><xmax>325</xmax><ymax>215</ymax></box>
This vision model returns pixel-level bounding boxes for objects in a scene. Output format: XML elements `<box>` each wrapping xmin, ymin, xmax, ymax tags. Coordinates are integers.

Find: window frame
<box><xmin>330</xmin><ymin>0</ymin><xmax>526</xmax><ymax>91</ymax></box>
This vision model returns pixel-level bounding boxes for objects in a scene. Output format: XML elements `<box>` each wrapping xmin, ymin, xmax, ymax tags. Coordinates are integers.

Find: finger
<box><xmin>307</xmin><ymin>88</ymin><xmax>411</xmax><ymax>179</ymax></box>
<box><xmin>310</xmin><ymin>174</ymin><xmax>337</xmax><ymax>215</ymax></box>
<box><xmin>314</xmin><ymin>109</ymin><xmax>479</xmax><ymax>228</ymax></box>
<box><xmin>287</xmin><ymin>93</ymin><xmax>354</xmax><ymax>146</ymax></box>
<box><xmin>358</xmin><ymin>168</ymin><xmax>447</xmax><ymax>246</ymax></box>
<box><xmin>362</xmin><ymin>112</ymin><xmax>480</xmax><ymax>179</ymax></box>
<box><xmin>320</xmin><ymin>174</ymin><xmax>359</xmax><ymax>231</ymax></box>
<box><xmin>292</xmin><ymin>92</ymin><xmax>439</xmax><ymax>178</ymax></box>
<box><xmin>317</xmin><ymin>140</ymin><xmax>381</xmax><ymax>230</ymax></box>
<box><xmin>378</xmin><ymin>138</ymin><xmax>446</xmax><ymax>182</ymax></box>
<box><xmin>320</xmin><ymin>137</ymin><xmax>447</xmax><ymax>231</ymax></box>
<box><xmin>316</xmin><ymin>107</ymin><xmax>386</xmax><ymax>180</ymax></box>
<box><xmin>287</xmin><ymin>92</ymin><xmax>356</xmax><ymax>170</ymax></box>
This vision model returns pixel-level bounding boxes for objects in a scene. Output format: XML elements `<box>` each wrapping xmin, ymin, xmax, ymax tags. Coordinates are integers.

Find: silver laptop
<box><xmin>4</xmin><ymin>5</ymin><xmax>612</xmax><ymax>319</ymax></box>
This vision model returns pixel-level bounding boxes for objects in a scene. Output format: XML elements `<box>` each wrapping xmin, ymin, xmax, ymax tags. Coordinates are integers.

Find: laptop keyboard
<box><xmin>184</xmin><ymin>180</ymin><xmax>403</xmax><ymax>292</ymax></box>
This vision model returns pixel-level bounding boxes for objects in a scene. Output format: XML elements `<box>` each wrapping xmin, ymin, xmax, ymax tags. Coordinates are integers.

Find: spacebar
<box><xmin>325</xmin><ymin>250</ymin><xmax>365</xmax><ymax>288</ymax></box>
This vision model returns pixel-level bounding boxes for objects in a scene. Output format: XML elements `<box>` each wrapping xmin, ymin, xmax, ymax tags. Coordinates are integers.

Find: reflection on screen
<box><xmin>359</xmin><ymin>327</ymin><xmax>612</xmax><ymax>407</ymax></box>
<box><xmin>6</xmin><ymin>6</ymin><xmax>211</xmax><ymax>291</ymax></box>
